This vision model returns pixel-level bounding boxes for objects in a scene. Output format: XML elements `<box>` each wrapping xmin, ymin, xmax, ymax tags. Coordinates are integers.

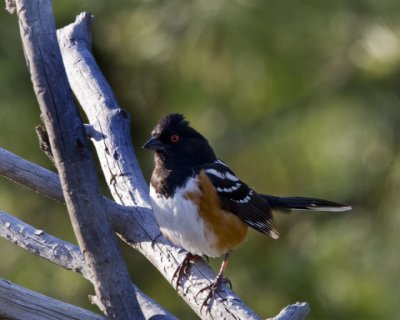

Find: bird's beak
<box><xmin>142</xmin><ymin>136</ymin><xmax>165</xmax><ymax>151</ymax></box>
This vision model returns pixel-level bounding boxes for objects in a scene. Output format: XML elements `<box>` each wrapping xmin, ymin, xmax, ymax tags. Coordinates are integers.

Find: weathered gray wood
<box><xmin>0</xmin><ymin>209</ymin><xmax>89</xmax><ymax>277</ymax></box>
<box><xmin>57</xmin><ymin>13</ymin><xmax>150</xmax><ymax>209</ymax></box>
<box><xmin>0</xmin><ymin>146</ymin><xmax>153</xmax><ymax>239</ymax></box>
<box><xmin>0</xmin><ymin>279</ymin><xmax>105</xmax><ymax>320</ymax></box>
<box><xmin>58</xmin><ymin>12</ymin><xmax>309</xmax><ymax>320</ymax></box>
<box><xmin>267</xmin><ymin>303</ymin><xmax>310</xmax><ymax>320</ymax></box>
<box><xmin>0</xmin><ymin>208</ymin><xmax>176</xmax><ymax>320</ymax></box>
<box><xmin>0</xmin><ymin>147</ymin><xmax>64</xmax><ymax>202</ymax></box>
<box><xmin>14</xmin><ymin>1</ymin><xmax>143</xmax><ymax>318</ymax></box>
<box><xmin>0</xmin><ymin>147</ymin><xmax>141</xmax><ymax>215</ymax></box>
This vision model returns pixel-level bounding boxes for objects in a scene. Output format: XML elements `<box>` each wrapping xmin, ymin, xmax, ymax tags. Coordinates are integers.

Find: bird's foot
<box><xmin>197</xmin><ymin>274</ymin><xmax>231</xmax><ymax>313</ymax></box>
<box><xmin>172</xmin><ymin>252</ymin><xmax>200</xmax><ymax>289</ymax></box>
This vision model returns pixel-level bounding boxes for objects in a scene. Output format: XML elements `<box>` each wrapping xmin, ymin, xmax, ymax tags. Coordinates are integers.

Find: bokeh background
<box><xmin>1</xmin><ymin>0</ymin><xmax>399</xmax><ymax>319</ymax></box>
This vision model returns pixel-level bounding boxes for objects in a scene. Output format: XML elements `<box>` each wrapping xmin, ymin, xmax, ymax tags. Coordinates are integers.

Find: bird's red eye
<box><xmin>170</xmin><ymin>134</ymin><xmax>180</xmax><ymax>143</ymax></box>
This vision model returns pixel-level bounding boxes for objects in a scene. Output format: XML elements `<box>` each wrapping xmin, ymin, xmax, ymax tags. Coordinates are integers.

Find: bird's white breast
<box><xmin>150</xmin><ymin>177</ymin><xmax>220</xmax><ymax>257</ymax></box>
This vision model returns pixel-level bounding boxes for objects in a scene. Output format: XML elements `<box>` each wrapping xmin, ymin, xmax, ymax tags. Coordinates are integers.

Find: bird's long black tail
<box><xmin>261</xmin><ymin>195</ymin><xmax>352</xmax><ymax>212</ymax></box>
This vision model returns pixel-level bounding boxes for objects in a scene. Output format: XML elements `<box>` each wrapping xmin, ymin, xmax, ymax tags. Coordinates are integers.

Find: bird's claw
<box><xmin>172</xmin><ymin>252</ymin><xmax>199</xmax><ymax>289</ymax></box>
<box><xmin>197</xmin><ymin>274</ymin><xmax>231</xmax><ymax>313</ymax></box>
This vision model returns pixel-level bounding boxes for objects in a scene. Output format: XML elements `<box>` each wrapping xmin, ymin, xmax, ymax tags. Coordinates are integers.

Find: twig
<box><xmin>35</xmin><ymin>122</ymin><xmax>56</xmax><ymax>167</ymax></box>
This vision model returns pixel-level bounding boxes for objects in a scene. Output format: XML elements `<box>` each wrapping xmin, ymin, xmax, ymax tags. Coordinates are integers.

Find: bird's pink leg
<box><xmin>197</xmin><ymin>251</ymin><xmax>232</xmax><ymax>312</ymax></box>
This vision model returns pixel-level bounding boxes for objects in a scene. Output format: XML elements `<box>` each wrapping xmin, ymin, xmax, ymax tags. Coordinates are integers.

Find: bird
<box><xmin>143</xmin><ymin>113</ymin><xmax>351</xmax><ymax>310</ymax></box>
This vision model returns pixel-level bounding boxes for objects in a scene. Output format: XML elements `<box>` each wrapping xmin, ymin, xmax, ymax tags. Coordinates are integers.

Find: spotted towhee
<box><xmin>143</xmin><ymin>113</ymin><xmax>351</xmax><ymax>308</ymax></box>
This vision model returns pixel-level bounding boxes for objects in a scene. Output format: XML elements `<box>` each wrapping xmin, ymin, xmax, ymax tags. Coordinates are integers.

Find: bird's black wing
<box><xmin>201</xmin><ymin>160</ymin><xmax>279</xmax><ymax>239</ymax></box>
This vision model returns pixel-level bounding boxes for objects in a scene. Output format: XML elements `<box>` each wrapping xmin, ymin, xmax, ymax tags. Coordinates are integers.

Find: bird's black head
<box><xmin>143</xmin><ymin>113</ymin><xmax>216</xmax><ymax>169</ymax></box>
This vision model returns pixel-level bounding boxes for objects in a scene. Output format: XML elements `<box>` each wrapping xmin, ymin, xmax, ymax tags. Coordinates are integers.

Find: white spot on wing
<box><xmin>215</xmin><ymin>159</ymin><xmax>228</xmax><ymax>167</ymax></box>
<box><xmin>232</xmin><ymin>189</ymin><xmax>253</xmax><ymax>203</ymax></box>
<box><xmin>216</xmin><ymin>182</ymin><xmax>242</xmax><ymax>194</ymax></box>
<box><xmin>231</xmin><ymin>182</ymin><xmax>241</xmax><ymax>191</ymax></box>
<box><xmin>205</xmin><ymin>168</ymin><xmax>225</xmax><ymax>179</ymax></box>
<box><xmin>225</xmin><ymin>172</ymin><xmax>239</xmax><ymax>182</ymax></box>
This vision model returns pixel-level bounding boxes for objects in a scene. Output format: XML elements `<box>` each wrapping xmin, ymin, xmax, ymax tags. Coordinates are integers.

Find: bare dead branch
<box><xmin>57</xmin><ymin>12</ymin><xmax>150</xmax><ymax>208</ymax></box>
<box><xmin>14</xmin><ymin>0</ymin><xmax>142</xmax><ymax>318</ymax></box>
<box><xmin>0</xmin><ymin>145</ymin><xmax>158</xmax><ymax>247</ymax></box>
<box><xmin>0</xmin><ymin>146</ymin><xmax>153</xmax><ymax>233</ymax></box>
<box><xmin>0</xmin><ymin>278</ymin><xmax>105</xmax><ymax>320</ymax></box>
<box><xmin>0</xmin><ymin>209</ymin><xmax>89</xmax><ymax>277</ymax></box>
<box><xmin>0</xmin><ymin>147</ymin><xmax>64</xmax><ymax>202</ymax></box>
<box><xmin>0</xmin><ymin>208</ymin><xmax>176</xmax><ymax>319</ymax></box>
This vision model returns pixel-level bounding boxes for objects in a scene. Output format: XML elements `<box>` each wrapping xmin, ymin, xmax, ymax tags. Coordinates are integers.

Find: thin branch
<box><xmin>0</xmin><ymin>209</ymin><xmax>89</xmax><ymax>277</ymax></box>
<box><xmin>0</xmin><ymin>208</ymin><xmax>176</xmax><ymax>320</ymax></box>
<box><xmin>0</xmin><ymin>278</ymin><xmax>105</xmax><ymax>320</ymax></box>
<box><xmin>0</xmin><ymin>147</ymin><xmax>63</xmax><ymax>202</ymax></box>
<box><xmin>14</xmin><ymin>0</ymin><xmax>142</xmax><ymax>318</ymax></box>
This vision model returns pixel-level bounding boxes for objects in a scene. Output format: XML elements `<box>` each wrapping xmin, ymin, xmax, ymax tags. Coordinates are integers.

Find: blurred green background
<box><xmin>1</xmin><ymin>0</ymin><xmax>399</xmax><ymax>319</ymax></box>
